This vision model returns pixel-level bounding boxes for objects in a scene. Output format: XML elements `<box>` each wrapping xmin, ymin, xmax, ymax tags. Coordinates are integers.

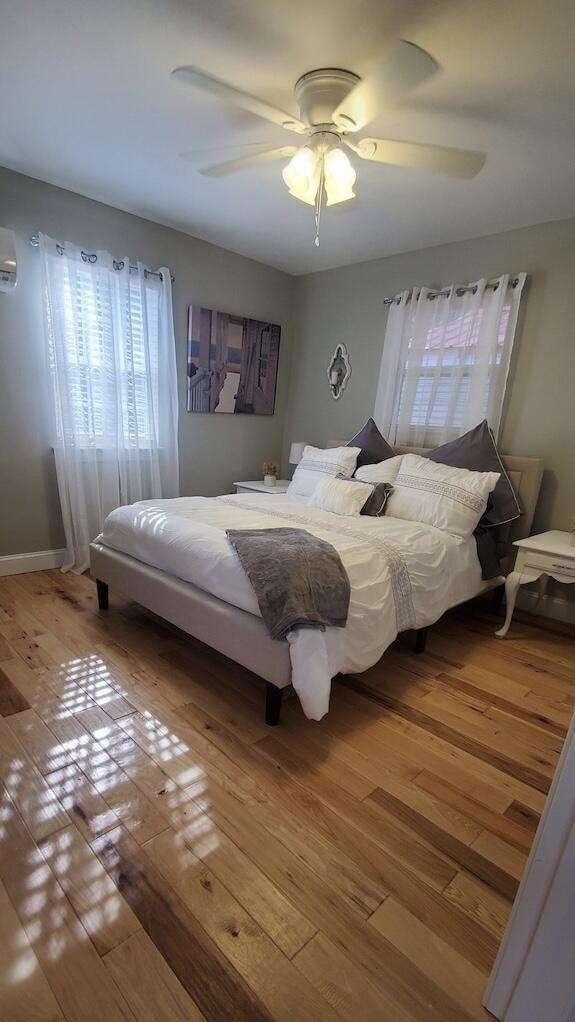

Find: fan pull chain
<box><xmin>314</xmin><ymin>160</ymin><xmax>325</xmax><ymax>247</ymax></box>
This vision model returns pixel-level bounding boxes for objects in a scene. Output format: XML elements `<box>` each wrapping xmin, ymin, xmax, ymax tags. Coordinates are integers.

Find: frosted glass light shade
<box><xmin>287</xmin><ymin>182</ymin><xmax>319</xmax><ymax>205</ymax></box>
<box><xmin>289</xmin><ymin>441</ymin><xmax>308</xmax><ymax>465</ymax></box>
<box><xmin>324</xmin><ymin>147</ymin><xmax>356</xmax><ymax>206</ymax></box>
<box><xmin>325</xmin><ymin>181</ymin><xmax>356</xmax><ymax>205</ymax></box>
<box><xmin>282</xmin><ymin>147</ymin><xmax>320</xmax><ymax>204</ymax></box>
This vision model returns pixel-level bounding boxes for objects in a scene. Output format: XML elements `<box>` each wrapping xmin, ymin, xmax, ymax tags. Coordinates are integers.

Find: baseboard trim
<box><xmin>0</xmin><ymin>549</ymin><xmax>66</xmax><ymax>576</ymax></box>
<box><xmin>515</xmin><ymin>588</ymin><xmax>575</xmax><ymax>626</ymax></box>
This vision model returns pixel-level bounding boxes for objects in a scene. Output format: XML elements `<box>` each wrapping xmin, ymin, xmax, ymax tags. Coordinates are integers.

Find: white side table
<box><xmin>496</xmin><ymin>530</ymin><xmax>575</xmax><ymax>638</ymax></box>
<box><xmin>233</xmin><ymin>480</ymin><xmax>290</xmax><ymax>494</ymax></box>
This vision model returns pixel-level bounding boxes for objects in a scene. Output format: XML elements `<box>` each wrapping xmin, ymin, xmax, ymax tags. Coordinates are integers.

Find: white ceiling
<box><xmin>2</xmin><ymin>0</ymin><xmax>575</xmax><ymax>274</ymax></box>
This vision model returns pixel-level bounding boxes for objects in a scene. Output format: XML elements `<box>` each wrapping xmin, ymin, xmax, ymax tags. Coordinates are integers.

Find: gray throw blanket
<box><xmin>226</xmin><ymin>527</ymin><xmax>350</xmax><ymax>640</ymax></box>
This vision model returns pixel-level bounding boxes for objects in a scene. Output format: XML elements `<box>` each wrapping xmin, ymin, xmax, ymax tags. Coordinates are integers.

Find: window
<box><xmin>398</xmin><ymin>303</ymin><xmax>511</xmax><ymax>432</ymax></box>
<box><xmin>375</xmin><ymin>275</ymin><xmax>525</xmax><ymax>447</ymax></box>
<box><xmin>48</xmin><ymin>262</ymin><xmax>161</xmax><ymax>449</ymax></box>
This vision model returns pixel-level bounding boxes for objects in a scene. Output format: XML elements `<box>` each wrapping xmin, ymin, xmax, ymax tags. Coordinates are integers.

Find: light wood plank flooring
<box><xmin>0</xmin><ymin>568</ymin><xmax>573</xmax><ymax>1021</ymax></box>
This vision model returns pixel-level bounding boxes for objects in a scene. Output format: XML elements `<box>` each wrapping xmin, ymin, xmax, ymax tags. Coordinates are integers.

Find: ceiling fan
<box><xmin>172</xmin><ymin>40</ymin><xmax>486</xmax><ymax>245</ymax></box>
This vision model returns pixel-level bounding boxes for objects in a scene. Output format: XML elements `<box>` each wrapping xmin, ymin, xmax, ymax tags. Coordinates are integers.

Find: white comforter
<box><xmin>99</xmin><ymin>493</ymin><xmax>484</xmax><ymax>720</ymax></box>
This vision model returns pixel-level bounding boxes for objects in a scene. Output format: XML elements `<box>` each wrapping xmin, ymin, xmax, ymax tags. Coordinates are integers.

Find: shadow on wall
<box><xmin>42</xmin><ymin>450</ymin><xmax>66</xmax><ymax>550</ymax></box>
<box><xmin>533</xmin><ymin>469</ymin><xmax>558</xmax><ymax>534</ymax></box>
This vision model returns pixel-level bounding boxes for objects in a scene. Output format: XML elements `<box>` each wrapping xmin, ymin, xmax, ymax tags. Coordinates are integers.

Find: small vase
<box><xmin>571</xmin><ymin>532</ymin><xmax>575</xmax><ymax>547</ymax></box>
<box><xmin>264</xmin><ymin>474</ymin><xmax>276</xmax><ymax>487</ymax></box>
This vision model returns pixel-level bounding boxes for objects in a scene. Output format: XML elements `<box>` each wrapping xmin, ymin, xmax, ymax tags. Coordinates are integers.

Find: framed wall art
<box><xmin>187</xmin><ymin>305</ymin><xmax>281</xmax><ymax>414</ymax></box>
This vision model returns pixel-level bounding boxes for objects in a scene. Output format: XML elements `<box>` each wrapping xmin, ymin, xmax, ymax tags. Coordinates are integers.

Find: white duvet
<box><xmin>99</xmin><ymin>493</ymin><xmax>485</xmax><ymax>720</ymax></box>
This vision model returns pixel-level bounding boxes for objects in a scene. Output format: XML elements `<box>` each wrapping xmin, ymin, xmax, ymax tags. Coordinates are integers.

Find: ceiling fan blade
<box><xmin>199</xmin><ymin>146</ymin><xmax>297</xmax><ymax>177</ymax></box>
<box><xmin>180</xmin><ymin>142</ymin><xmax>278</xmax><ymax>162</ymax></box>
<box><xmin>346</xmin><ymin>137</ymin><xmax>486</xmax><ymax>178</ymax></box>
<box><xmin>172</xmin><ymin>66</ymin><xmax>307</xmax><ymax>134</ymax></box>
<box><xmin>333</xmin><ymin>40</ymin><xmax>439</xmax><ymax>132</ymax></box>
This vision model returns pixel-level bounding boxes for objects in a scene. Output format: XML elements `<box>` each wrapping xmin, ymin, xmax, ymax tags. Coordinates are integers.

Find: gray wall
<box><xmin>282</xmin><ymin>217</ymin><xmax>575</xmax><ymax>538</ymax></box>
<box><xmin>0</xmin><ymin>166</ymin><xmax>294</xmax><ymax>556</ymax></box>
<box><xmin>2</xmin><ymin>163</ymin><xmax>573</xmax><ymax>561</ymax></box>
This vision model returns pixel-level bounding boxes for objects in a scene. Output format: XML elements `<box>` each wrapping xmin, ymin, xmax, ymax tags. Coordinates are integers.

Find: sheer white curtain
<box><xmin>374</xmin><ymin>273</ymin><xmax>526</xmax><ymax>447</ymax></box>
<box><xmin>40</xmin><ymin>233</ymin><xmax>179</xmax><ymax>573</ymax></box>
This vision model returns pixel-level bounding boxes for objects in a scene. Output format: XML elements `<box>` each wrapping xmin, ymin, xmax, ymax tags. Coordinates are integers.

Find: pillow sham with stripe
<box><xmin>385</xmin><ymin>453</ymin><xmax>500</xmax><ymax>538</ymax></box>
<box><xmin>287</xmin><ymin>445</ymin><xmax>361</xmax><ymax>500</ymax></box>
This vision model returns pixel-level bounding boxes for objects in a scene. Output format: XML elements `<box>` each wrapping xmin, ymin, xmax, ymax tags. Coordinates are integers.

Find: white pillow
<box><xmin>355</xmin><ymin>454</ymin><xmax>403</xmax><ymax>485</ymax></box>
<box><xmin>386</xmin><ymin>453</ymin><xmax>500</xmax><ymax>538</ymax></box>
<box><xmin>287</xmin><ymin>445</ymin><xmax>360</xmax><ymax>500</ymax></box>
<box><xmin>308</xmin><ymin>476</ymin><xmax>375</xmax><ymax>516</ymax></box>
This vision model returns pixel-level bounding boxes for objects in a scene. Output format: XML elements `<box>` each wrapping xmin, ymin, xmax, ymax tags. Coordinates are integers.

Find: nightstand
<box><xmin>233</xmin><ymin>480</ymin><xmax>290</xmax><ymax>494</ymax></box>
<box><xmin>496</xmin><ymin>530</ymin><xmax>575</xmax><ymax>638</ymax></box>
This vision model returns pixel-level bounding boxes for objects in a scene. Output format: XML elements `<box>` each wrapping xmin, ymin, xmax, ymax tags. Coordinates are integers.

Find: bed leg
<box><xmin>96</xmin><ymin>579</ymin><xmax>109</xmax><ymax>610</ymax></box>
<box><xmin>492</xmin><ymin>584</ymin><xmax>505</xmax><ymax>614</ymax></box>
<box><xmin>265</xmin><ymin>683</ymin><xmax>283</xmax><ymax>726</ymax></box>
<box><xmin>414</xmin><ymin>627</ymin><xmax>428</xmax><ymax>655</ymax></box>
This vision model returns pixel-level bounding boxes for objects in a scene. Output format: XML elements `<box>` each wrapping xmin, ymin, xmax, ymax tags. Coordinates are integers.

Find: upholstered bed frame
<box><xmin>89</xmin><ymin>452</ymin><xmax>543</xmax><ymax>726</ymax></box>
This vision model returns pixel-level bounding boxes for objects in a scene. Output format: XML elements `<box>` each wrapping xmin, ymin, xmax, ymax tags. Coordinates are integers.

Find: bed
<box><xmin>89</xmin><ymin>449</ymin><xmax>543</xmax><ymax>725</ymax></box>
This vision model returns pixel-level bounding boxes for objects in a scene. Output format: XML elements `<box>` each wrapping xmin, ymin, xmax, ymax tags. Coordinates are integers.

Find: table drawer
<box><xmin>522</xmin><ymin>553</ymin><xmax>575</xmax><ymax>578</ymax></box>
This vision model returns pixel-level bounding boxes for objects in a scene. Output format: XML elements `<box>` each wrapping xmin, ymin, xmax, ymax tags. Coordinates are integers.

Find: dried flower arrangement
<box><xmin>263</xmin><ymin>462</ymin><xmax>279</xmax><ymax>477</ymax></box>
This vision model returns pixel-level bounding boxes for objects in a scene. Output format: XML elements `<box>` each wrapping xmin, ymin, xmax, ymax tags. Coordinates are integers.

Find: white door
<box><xmin>484</xmin><ymin>710</ymin><xmax>575</xmax><ymax>1021</ymax></box>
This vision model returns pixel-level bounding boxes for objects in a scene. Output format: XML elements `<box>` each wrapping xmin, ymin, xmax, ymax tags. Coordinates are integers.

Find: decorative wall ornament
<box><xmin>327</xmin><ymin>342</ymin><xmax>351</xmax><ymax>400</ymax></box>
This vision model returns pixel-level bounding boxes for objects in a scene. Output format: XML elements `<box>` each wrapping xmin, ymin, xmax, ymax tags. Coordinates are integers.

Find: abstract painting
<box><xmin>186</xmin><ymin>305</ymin><xmax>281</xmax><ymax>414</ymax></box>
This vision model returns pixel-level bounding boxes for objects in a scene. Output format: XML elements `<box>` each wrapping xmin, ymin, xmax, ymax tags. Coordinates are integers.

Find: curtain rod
<box><xmin>383</xmin><ymin>276</ymin><xmax>521</xmax><ymax>306</ymax></box>
<box><xmin>28</xmin><ymin>234</ymin><xmax>174</xmax><ymax>282</ymax></box>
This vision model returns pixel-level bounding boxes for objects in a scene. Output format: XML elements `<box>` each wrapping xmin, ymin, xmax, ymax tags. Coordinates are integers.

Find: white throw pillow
<box><xmin>386</xmin><ymin>453</ymin><xmax>500</xmax><ymax>538</ymax></box>
<box><xmin>287</xmin><ymin>445</ymin><xmax>361</xmax><ymax>500</ymax></box>
<box><xmin>355</xmin><ymin>454</ymin><xmax>403</xmax><ymax>485</ymax></box>
<box><xmin>308</xmin><ymin>476</ymin><xmax>375</xmax><ymax>516</ymax></box>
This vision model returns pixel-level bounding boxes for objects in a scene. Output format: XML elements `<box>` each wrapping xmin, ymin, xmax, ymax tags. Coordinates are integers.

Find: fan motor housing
<box><xmin>294</xmin><ymin>68</ymin><xmax>359</xmax><ymax>129</ymax></box>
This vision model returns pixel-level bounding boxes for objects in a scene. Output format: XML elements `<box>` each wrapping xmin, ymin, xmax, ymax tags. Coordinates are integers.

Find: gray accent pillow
<box><xmin>337</xmin><ymin>474</ymin><xmax>393</xmax><ymax>516</ymax></box>
<box><xmin>347</xmin><ymin>417</ymin><xmax>395</xmax><ymax>469</ymax></box>
<box><xmin>425</xmin><ymin>420</ymin><xmax>521</xmax><ymax>528</ymax></box>
<box><xmin>474</xmin><ymin>525</ymin><xmax>502</xmax><ymax>580</ymax></box>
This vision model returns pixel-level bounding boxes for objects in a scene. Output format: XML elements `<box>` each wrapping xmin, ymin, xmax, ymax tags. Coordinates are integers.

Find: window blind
<box><xmin>50</xmin><ymin>264</ymin><xmax>161</xmax><ymax>448</ymax></box>
<box><xmin>398</xmin><ymin>303</ymin><xmax>511</xmax><ymax>432</ymax></box>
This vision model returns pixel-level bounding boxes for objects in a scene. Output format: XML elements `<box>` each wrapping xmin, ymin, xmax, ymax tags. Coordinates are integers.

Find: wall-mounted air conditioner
<box><xmin>0</xmin><ymin>228</ymin><xmax>17</xmax><ymax>292</ymax></box>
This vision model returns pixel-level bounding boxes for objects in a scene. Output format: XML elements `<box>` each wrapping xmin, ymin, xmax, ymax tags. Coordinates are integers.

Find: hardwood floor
<box><xmin>0</xmin><ymin>569</ymin><xmax>573</xmax><ymax>1022</ymax></box>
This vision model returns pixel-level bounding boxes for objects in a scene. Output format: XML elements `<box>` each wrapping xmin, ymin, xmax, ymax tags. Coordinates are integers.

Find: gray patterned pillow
<box><xmin>337</xmin><ymin>474</ymin><xmax>393</xmax><ymax>516</ymax></box>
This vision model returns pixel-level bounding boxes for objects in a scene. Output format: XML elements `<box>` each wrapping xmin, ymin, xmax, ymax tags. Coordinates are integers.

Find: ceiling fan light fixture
<box><xmin>173</xmin><ymin>43</ymin><xmax>484</xmax><ymax>246</ymax></box>
<box><xmin>324</xmin><ymin>147</ymin><xmax>356</xmax><ymax>206</ymax></box>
